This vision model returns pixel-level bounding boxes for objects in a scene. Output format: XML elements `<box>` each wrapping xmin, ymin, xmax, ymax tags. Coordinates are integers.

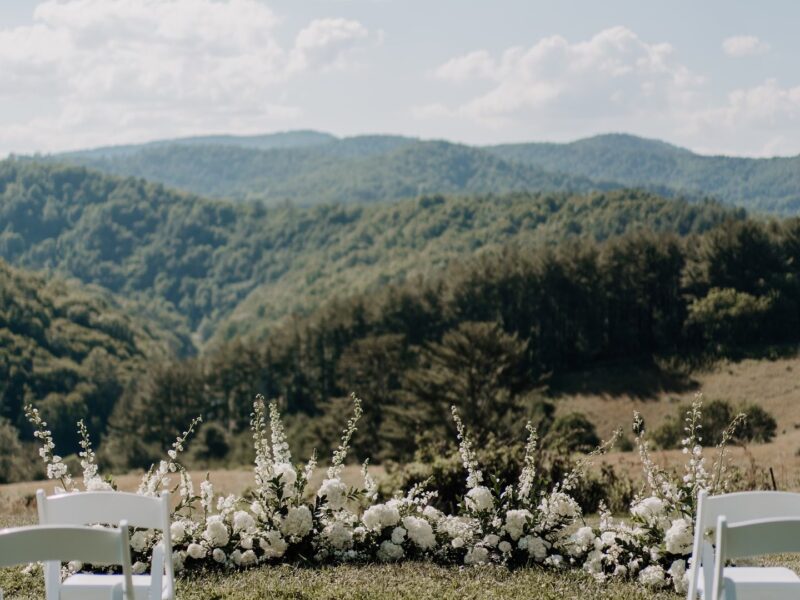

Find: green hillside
<box><xmin>0</xmin><ymin>258</ymin><xmax>176</xmax><ymax>467</ymax></box>
<box><xmin>53</xmin><ymin>138</ymin><xmax>605</xmax><ymax>205</ymax></box>
<box><xmin>489</xmin><ymin>133</ymin><xmax>800</xmax><ymax>214</ymax></box>
<box><xmin>0</xmin><ymin>161</ymin><xmax>742</xmax><ymax>350</ymax></box>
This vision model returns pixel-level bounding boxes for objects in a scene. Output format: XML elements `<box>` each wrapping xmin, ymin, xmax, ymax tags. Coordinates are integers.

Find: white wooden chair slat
<box><xmin>688</xmin><ymin>490</ymin><xmax>800</xmax><ymax>599</ymax></box>
<box><xmin>712</xmin><ymin>516</ymin><xmax>800</xmax><ymax>600</ymax></box>
<box><xmin>37</xmin><ymin>489</ymin><xmax>174</xmax><ymax>600</ymax></box>
<box><xmin>0</xmin><ymin>524</ymin><xmax>134</xmax><ymax>600</ymax></box>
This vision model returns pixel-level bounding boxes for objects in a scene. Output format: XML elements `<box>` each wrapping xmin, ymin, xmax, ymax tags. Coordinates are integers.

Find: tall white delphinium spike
<box><xmin>362</xmin><ymin>459</ymin><xmax>378</xmax><ymax>505</ymax></box>
<box><xmin>327</xmin><ymin>393</ymin><xmax>363</xmax><ymax>480</ymax></box>
<box><xmin>269</xmin><ymin>399</ymin><xmax>292</xmax><ymax>465</ymax></box>
<box><xmin>139</xmin><ymin>415</ymin><xmax>202</xmax><ymax>497</ymax></box>
<box><xmin>710</xmin><ymin>411</ymin><xmax>746</xmax><ymax>495</ymax></box>
<box><xmin>681</xmin><ymin>395</ymin><xmax>708</xmax><ymax>505</ymax></box>
<box><xmin>25</xmin><ymin>405</ymin><xmax>76</xmax><ymax>493</ymax></box>
<box><xmin>451</xmin><ymin>405</ymin><xmax>483</xmax><ymax>489</ymax></box>
<box><xmin>251</xmin><ymin>394</ymin><xmax>274</xmax><ymax>492</ymax></box>
<box><xmin>77</xmin><ymin>419</ymin><xmax>111</xmax><ymax>491</ymax></box>
<box><xmin>518</xmin><ymin>421</ymin><xmax>538</xmax><ymax>502</ymax></box>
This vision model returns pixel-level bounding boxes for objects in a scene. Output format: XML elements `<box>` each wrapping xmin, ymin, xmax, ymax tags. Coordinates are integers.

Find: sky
<box><xmin>0</xmin><ymin>0</ymin><xmax>798</xmax><ymax>157</ymax></box>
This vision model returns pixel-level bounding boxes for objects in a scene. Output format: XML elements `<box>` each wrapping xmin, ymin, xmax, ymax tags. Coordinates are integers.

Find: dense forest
<box><xmin>0</xmin><ymin>259</ymin><xmax>174</xmax><ymax>480</ymax></box>
<box><xmin>0</xmin><ymin>161</ymin><xmax>740</xmax><ymax>349</ymax></box>
<box><xmin>489</xmin><ymin>133</ymin><xmax>800</xmax><ymax>214</ymax></box>
<box><xmin>104</xmin><ymin>217</ymin><xmax>800</xmax><ymax>471</ymax></box>
<box><xmin>54</xmin><ymin>139</ymin><xmax>605</xmax><ymax>205</ymax></box>
<box><xmin>44</xmin><ymin>130</ymin><xmax>800</xmax><ymax>214</ymax></box>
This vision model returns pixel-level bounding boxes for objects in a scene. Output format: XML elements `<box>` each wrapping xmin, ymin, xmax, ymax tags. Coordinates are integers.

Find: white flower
<box><xmin>86</xmin><ymin>477</ymin><xmax>112</xmax><ymax>491</ymax></box>
<box><xmin>538</xmin><ymin>492</ymin><xmax>580</xmax><ymax>528</ymax></box>
<box><xmin>67</xmin><ymin>560</ymin><xmax>82</xmax><ymax>573</ymax></box>
<box><xmin>317</xmin><ymin>478</ymin><xmax>348</xmax><ymax>510</ymax></box>
<box><xmin>668</xmin><ymin>559</ymin><xmax>689</xmax><ymax>594</ymax></box>
<box><xmin>203</xmin><ymin>518</ymin><xmax>230</xmax><ymax>548</ymax></box>
<box><xmin>239</xmin><ymin>549</ymin><xmax>258</xmax><ymax>567</ymax></box>
<box><xmin>451</xmin><ymin>537</ymin><xmax>465</xmax><ymax>549</ymax></box>
<box><xmin>132</xmin><ymin>561</ymin><xmax>147</xmax><ymax>575</ymax></box>
<box><xmin>170</xmin><ymin>520</ymin><xmax>188</xmax><ymax>543</ymax></box>
<box><xmin>274</xmin><ymin>462</ymin><xmax>298</xmax><ymax>497</ymax></box>
<box><xmin>260</xmin><ymin>530</ymin><xmax>289</xmax><ymax>559</ymax></box>
<box><xmin>187</xmin><ymin>543</ymin><xmax>207</xmax><ymax>560</ymax></box>
<box><xmin>464</xmin><ymin>546</ymin><xmax>489</xmax><ymax>565</ymax></box>
<box><xmin>631</xmin><ymin>496</ymin><xmax>665</xmax><ymax>520</ymax></box>
<box><xmin>322</xmin><ymin>522</ymin><xmax>354</xmax><ymax>550</ymax></box>
<box><xmin>638</xmin><ymin>565</ymin><xmax>666</xmax><ymax>588</ymax></box>
<box><xmin>665</xmin><ymin>518</ymin><xmax>693</xmax><ymax>555</ymax></box>
<box><xmin>544</xmin><ymin>554</ymin><xmax>564</xmax><ymax>568</ymax></box>
<box><xmin>402</xmin><ymin>516</ymin><xmax>436</xmax><ymax>550</ymax></box>
<box><xmin>231</xmin><ymin>550</ymin><xmax>242</xmax><ymax>566</ymax></box>
<box><xmin>130</xmin><ymin>531</ymin><xmax>149</xmax><ymax>553</ymax></box>
<box><xmin>240</xmin><ymin>536</ymin><xmax>253</xmax><ymax>550</ymax></box>
<box><xmin>377</xmin><ymin>540</ymin><xmax>404</xmax><ymax>561</ymax></box>
<box><xmin>465</xmin><ymin>486</ymin><xmax>494</xmax><ymax>512</ymax></box>
<box><xmin>504</xmin><ymin>509</ymin><xmax>532</xmax><ymax>541</ymax></box>
<box><xmin>233</xmin><ymin>511</ymin><xmax>256</xmax><ymax>534</ymax></box>
<box><xmin>281</xmin><ymin>506</ymin><xmax>313</xmax><ymax>538</ymax></box>
<box><xmin>583</xmin><ymin>549</ymin><xmax>603</xmax><ymax>576</ymax></box>
<box><xmin>362</xmin><ymin>504</ymin><xmax>401</xmax><ymax>532</ymax></box>
<box><xmin>569</xmin><ymin>526</ymin><xmax>596</xmax><ymax>555</ymax></box>
<box><xmin>212</xmin><ymin>548</ymin><xmax>226</xmax><ymax>563</ymax></box>
<box><xmin>422</xmin><ymin>506</ymin><xmax>443</xmax><ymax>522</ymax></box>
<box><xmin>483</xmin><ymin>534</ymin><xmax>500</xmax><ymax>547</ymax></box>
<box><xmin>390</xmin><ymin>527</ymin><xmax>406</xmax><ymax>545</ymax></box>
<box><xmin>172</xmin><ymin>551</ymin><xmax>185</xmax><ymax>573</ymax></box>
<box><xmin>519</xmin><ymin>535</ymin><xmax>549</xmax><ymax>561</ymax></box>
<box><xmin>613</xmin><ymin>565</ymin><xmax>628</xmax><ymax>578</ymax></box>
<box><xmin>498</xmin><ymin>541</ymin><xmax>512</xmax><ymax>554</ymax></box>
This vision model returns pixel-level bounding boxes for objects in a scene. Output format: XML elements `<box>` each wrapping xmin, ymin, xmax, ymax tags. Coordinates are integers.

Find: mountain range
<box><xmin>40</xmin><ymin>130</ymin><xmax>800</xmax><ymax>214</ymax></box>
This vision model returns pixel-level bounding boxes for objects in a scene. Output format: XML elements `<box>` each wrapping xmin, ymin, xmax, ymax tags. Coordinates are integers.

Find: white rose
<box><xmin>638</xmin><ymin>565</ymin><xmax>666</xmax><ymax>588</ymax></box>
<box><xmin>317</xmin><ymin>479</ymin><xmax>348</xmax><ymax>510</ymax></box>
<box><xmin>131</xmin><ymin>561</ymin><xmax>147</xmax><ymax>575</ymax></box>
<box><xmin>322</xmin><ymin>522</ymin><xmax>353</xmax><ymax>551</ymax></box>
<box><xmin>239</xmin><ymin>549</ymin><xmax>258</xmax><ymax>567</ymax></box>
<box><xmin>281</xmin><ymin>505</ymin><xmax>313</xmax><ymax>538</ymax></box>
<box><xmin>233</xmin><ymin>511</ymin><xmax>256</xmax><ymax>534</ymax></box>
<box><xmin>504</xmin><ymin>509</ymin><xmax>532</xmax><ymax>541</ymax></box>
<box><xmin>520</xmin><ymin>535</ymin><xmax>549</xmax><ymax>561</ymax></box>
<box><xmin>451</xmin><ymin>537</ymin><xmax>465</xmax><ymax>549</ymax></box>
<box><xmin>170</xmin><ymin>520</ymin><xmax>187</xmax><ymax>543</ymax></box>
<box><xmin>203</xmin><ymin>519</ymin><xmax>230</xmax><ymax>548</ymax></box>
<box><xmin>212</xmin><ymin>548</ymin><xmax>226</xmax><ymax>563</ymax></box>
<box><xmin>260</xmin><ymin>530</ymin><xmax>289</xmax><ymax>559</ymax></box>
<box><xmin>187</xmin><ymin>543</ymin><xmax>206</xmax><ymax>560</ymax></box>
<box><xmin>665</xmin><ymin>518</ymin><xmax>693</xmax><ymax>555</ymax></box>
<box><xmin>498</xmin><ymin>541</ymin><xmax>512</xmax><ymax>553</ymax></box>
<box><xmin>632</xmin><ymin>496</ymin><xmax>665</xmax><ymax>520</ymax></box>
<box><xmin>402</xmin><ymin>516</ymin><xmax>436</xmax><ymax>550</ymax></box>
<box><xmin>464</xmin><ymin>546</ymin><xmax>489</xmax><ymax>565</ymax></box>
<box><xmin>130</xmin><ymin>531</ymin><xmax>149</xmax><ymax>553</ymax></box>
<box><xmin>362</xmin><ymin>504</ymin><xmax>401</xmax><ymax>532</ymax></box>
<box><xmin>377</xmin><ymin>540</ymin><xmax>404</xmax><ymax>561</ymax></box>
<box><xmin>391</xmin><ymin>527</ymin><xmax>407</xmax><ymax>545</ymax></box>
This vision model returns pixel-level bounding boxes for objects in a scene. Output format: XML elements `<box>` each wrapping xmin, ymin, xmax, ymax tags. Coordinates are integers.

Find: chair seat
<box><xmin>698</xmin><ymin>567</ymin><xmax>800</xmax><ymax>598</ymax></box>
<box><xmin>61</xmin><ymin>573</ymin><xmax>163</xmax><ymax>600</ymax></box>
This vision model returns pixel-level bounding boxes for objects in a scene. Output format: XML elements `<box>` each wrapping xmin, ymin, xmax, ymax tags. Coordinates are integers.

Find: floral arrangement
<box><xmin>24</xmin><ymin>392</ymin><xmax>742</xmax><ymax>593</ymax></box>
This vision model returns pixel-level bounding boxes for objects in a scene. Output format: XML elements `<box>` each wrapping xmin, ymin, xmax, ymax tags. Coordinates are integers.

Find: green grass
<box><xmin>0</xmin><ymin>562</ymin><xmax>680</xmax><ymax>600</ymax></box>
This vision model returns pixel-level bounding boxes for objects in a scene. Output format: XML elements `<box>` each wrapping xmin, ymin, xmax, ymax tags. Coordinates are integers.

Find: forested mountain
<box><xmin>0</xmin><ymin>259</ymin><xmax>174</xmax><ymax>469</ymax></box>
<box><xmin>55</xmin><ymin>138</ymin><xmax>605</xmax><ymax>205</ymax></box>
<box><xmin>0</xmin><ymin>161</ymin><xmax>742</xmax><ymax>351</ymax></box>
<box><xmin>109</xmin><ymin>217</ymin><xmax>800</xmax><ymax>468</ymax></box>
<box><xmin>45</xmin><ymin>130</ymin><xmax>800</xmax><ymax>214</ymax></box>
<box><xmin>488</xmin><ymin>134</ymin><xmax>800</xmax><ymax>214</ymax></box>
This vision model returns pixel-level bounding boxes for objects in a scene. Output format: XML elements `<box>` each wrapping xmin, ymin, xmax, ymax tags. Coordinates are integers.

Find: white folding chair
<box><xmin>37</xmin><ymin>489</ymin><xmax>174</xmax><ymax>600</ymax></box>
<box><xmin>687</xmin><ymin>490</ymin><xmax>800</xmax><ymax>599</ymax></box>
<box><xmin>0</xmin><ymin>524</ymin><xmax>134</xmax><ymax>600</ymax></box>
<box><xmin>712</xmin><ymin>516</ymin><xmax>800</xmax><ymax>599</ymax></box>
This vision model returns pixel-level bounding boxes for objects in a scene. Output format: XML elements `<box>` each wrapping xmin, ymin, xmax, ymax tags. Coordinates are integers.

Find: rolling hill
<box><xmin>0</xmin><ymin>161</ymin><xmax>742</xmax><ymax>351</ymax></box>
<box><xmin>488</xmin><ymin>133</ymin><xmax>800</xmax><ymax>214</ymax></box>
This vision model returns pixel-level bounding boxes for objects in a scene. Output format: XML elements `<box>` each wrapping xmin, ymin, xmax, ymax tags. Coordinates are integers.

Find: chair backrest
<box><xmin>0</xmin><ymin>524</ymin><xmax>134</xmax><ymax>600</ymax></box>
<box><xmin>37</xmin><ymin>489</ymin><xmax>174</xmax><ymax>600</ymax></box>
<box><xmin>687</xmin><ymin>490</ymin><xmax>800</xmax><ymax>599</ymax></box>
<box><xmin>712</xmin><ymin>516</ymin><xmax>800</xmax><ymax>600</ymax></box>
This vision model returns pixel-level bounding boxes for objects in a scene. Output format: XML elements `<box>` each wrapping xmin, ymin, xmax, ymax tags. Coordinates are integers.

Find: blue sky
<box><xmin>0</xmin><ymin>0</ymin><xmax>797</xmax><ymax>156</ymax></box>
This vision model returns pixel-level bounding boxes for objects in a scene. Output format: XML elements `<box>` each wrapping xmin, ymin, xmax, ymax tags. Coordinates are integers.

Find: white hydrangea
<box><xmin>668</xmin><ymin>559</ymin><xmax>688</xmax><ymax>594</ymax></box>
<box><xmin>465</xmin><ymin>486</ymin><xmax>494</xmax><ymax>513</ymax></box>
<box><xmin>239</xmin><ymin>549</ymin><xmax>258</xmax><ymax>567</ymax></box>
<box><xmin>569</xmin><ymin>526</ymin><xmax>596</xmax><ymax>555</ymax></box>
<box><xmin>318</xmin><ymin>478</ymin><xmax>348</xmax><ymax>510</ymax></box>
<box><xmin>203</xmin><ymin>517</ymin><xmax>230</xmax><ymax>548</ymax></box>
<box><xmin>504</xmin><ymin>509</ymin><xmax>532</xmax><ymax>541</ymax></box>
<box><xmin>377</xmin><ymin>540</ymin><xmax>404</xmax><ymax>561</ymax></box>
<box><xmin>391</xmin><ymin>527</ymin><xmax>407</xmax><ymax>545</ymax></box>
<box><xmin>422</xmin><ymin>506</ymin><xmax>443</xmax><ymax>523</ymax></box>
<box><xmin>665</xmin><ymin>518</ymin><xmax>693</xmax><ymax>555</ymax></box>
<box><xmin>187</xmin><ymin>543</ymin><xmax>206</xmax><ymax>560</ymax></box>
<box><xmin>260</xmin><ymin>530</ymin><xmax>289</xmax><ymax>559</ymax></box>
<box><xmin>130</xmin><ymin>531</ymin><xmax>150</xmax><ymax>553</ymax></box>
<box><xmin>483</xmin><ymin>534</ymin><xmax>500</xmax><ymax>547</ymax></box>
<box><xmin>498</xmin><ymin>541</ymin><xmax>512</xmax><ymax>554</ymax></box>
<box><xmin>362</xmin><ymin>504</ymin><xmax>401</xmax><ymax>532</ymax></box>
<box><xmin>212</xmin><ymin>548</ymin><xmax>226</xmax><ymax>563</ymax></box>
<box><xmin>538</xmin><ymin>491</ymin><xmax>580</xmax><ymax>528</ymax></box>
<box><xmin>170</xmin><ymin>520</ymin><xmax>188</xmax><ymax>543</ymax></box>
<box><xmin>322</xmin><ymin>522</ymin><xmax>354</xmax><ymax>550</ymax></box>
<box><xmin>402</xmin><ymin>516</ymin><xmax>436</xmax><ymax>550</ymax></box>
<box><xmin>638</xmin><ymin>564</ymin><xmax>666</xmax><ymax>588</ymax></box>
<box><xmin>131</xmin><ymin>561</ymin><xmax>147</xmax><ymax>575</ymax></box>
<box><xmin>233</xmin><ymin>510</ymin><xmax>256</xmax><ymax>534</ymax></box>
<box><xmin>519</xmin><ymin>535</ymin><xmax>549</xmax><ymax>561</ymax></box>
<box><xmin>631</xmin><ymin>496</ymin><xmax>665</xmax><ymax>520</ymax></box>
<box><xmin>281</xmin><ymin>506</ymin><xmax>313</xmax><ymax>538</ymax></box>
<box><xmin>464</xmin><ymin>546</ymin><xmax>489</xmax><ymax>565</ymax></box>
<box><xmin>438</xmin><ymin>516</ymin><xmax>477</xmax><ymax>543</ymax></box>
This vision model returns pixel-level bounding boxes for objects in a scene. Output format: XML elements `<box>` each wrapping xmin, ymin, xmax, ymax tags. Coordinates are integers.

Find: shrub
<box><xmin>546</xmin><ymin>412</ymin><xmax>600</xmax><ymax>452</ymax></box>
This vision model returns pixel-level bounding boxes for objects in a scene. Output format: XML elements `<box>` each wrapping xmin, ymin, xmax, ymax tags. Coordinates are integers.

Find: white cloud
<box><xmin>0</xmin><ymin>0</ymin><xmax>373</xmax><ymax>153</ymax></box>
<box><xmin>722</xmin><ymin>35</ymin><xmax>770</xmax><ymax>58</ymax></box>
<box><xmin>418</xmin><ymin>27</ymin><xmax>704</xmax><ymax>127</ymax></box>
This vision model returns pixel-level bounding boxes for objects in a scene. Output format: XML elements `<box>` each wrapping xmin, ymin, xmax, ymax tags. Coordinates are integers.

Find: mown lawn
<box><xmin>0</xmin><ymin>562</ymin><xmax>681</xmax><ymax>600</ymax></box>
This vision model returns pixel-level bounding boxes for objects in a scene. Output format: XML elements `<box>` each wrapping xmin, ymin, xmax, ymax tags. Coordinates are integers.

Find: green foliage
<box><xmin>0</xmin><ymin>418</ymin><xmax>28</xmax><ymax>483</ymax></box>
<box><xmin>653</xmin><ymin>399</ymin><xmax>777</xmax><ymax>449</ymax></box>
<box><xmin>546</xmin><ymin>413</ymin><xmax>600</xmax><ymax>452</ymax></box>
<box><xmin>490</xmin><ymin>132</ymin><xmax>800</xmax><ymax>214</ymax></box>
